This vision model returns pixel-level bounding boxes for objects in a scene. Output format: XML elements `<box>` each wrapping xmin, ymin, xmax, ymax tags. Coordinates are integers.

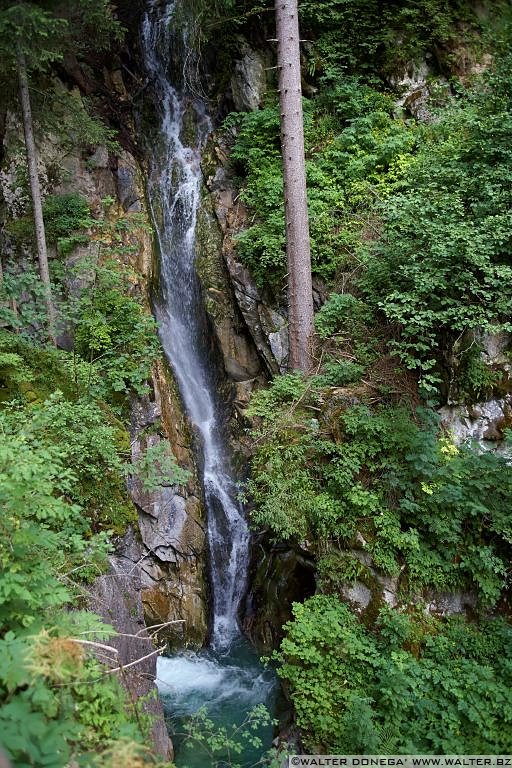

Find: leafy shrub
<box><xmin>43</xmin><ymin>193</ymin><xmax>92</xmax><ymax>240</ymax></box>
<box><xmin>1</xmin><ymin>393</ymin><xmax>136</xmax><ymax>534</ymax></box>
<box><xmin>315</xmin><ymin>293</ymin><xmax>371</xmax><ymax>340</ymax></box>
<box><xmin>43</xmin><ymin>192</ymin><xmax>93</xmax><ymax>256</ymax></box>
<box><xmin>131</xmin><ymin>440</ymin><xmax>191</xmax><ymax>491</ymax></box>
<box><xmin>248</xmin><ymin>381</ymin><xmax>512</xmax><ymax>604</ymax></box>
<box><xmin>361</xmin><ymin>57</ymin><xmax>512</xmax><ymax>395</ymax></box>
<box><xmin>246</xmin><ymin>372</ymin><xmax>307</xmax><ymax>421</ymax></box>
<box><xmin>229</xmin><ymin>84</ymin><xmax>415</xmax><ymax>287</ymax></box>
<box><xmin>0</xmin><ymin>329</ymin><xmax>76</xmax><ymax>402</ymax></box>
<box><xmin>0</xmin><ymin>416</ymin><xmax>110</xmax><ymax>629</ymax></box>
<box><xmin>74</xmin><ymin>258</ymin><xmax>160</xmax><ymax>400</ymax></box>
<box><xmin>276</xmin><ymin>596</ymin><xmax>512</xmax><ymax>753</ymax></box>
<box><xmin>298</xmin><ymin>0</ymin><xmax>481</xmax><ymax>79</ymax></box>
<box><xmin>312</xmin><ymin>359</ymin><xmax>365</xmax><ymax>387</ymax></box>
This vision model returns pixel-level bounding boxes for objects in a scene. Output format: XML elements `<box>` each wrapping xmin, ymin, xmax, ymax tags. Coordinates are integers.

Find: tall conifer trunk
<box><xmin>275</xmin><ymin>0</ymin><xmax>314</xmax><ymax>372</ymax></box>
<box><xmin>16</xmin><ymin>45</ymin><xmax>56</xmax><ymax>344</ymax></box>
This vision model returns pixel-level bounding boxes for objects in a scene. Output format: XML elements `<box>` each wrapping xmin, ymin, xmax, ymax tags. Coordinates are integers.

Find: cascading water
<box><xmin>142</xmin><ymin>0</ymin><xmax>250</xmax><ymax>653</ymax></box>
<box><xmin>141</xmin><ymin>2</ymin><xmax>278</xmax><ymax>764</ymax></box>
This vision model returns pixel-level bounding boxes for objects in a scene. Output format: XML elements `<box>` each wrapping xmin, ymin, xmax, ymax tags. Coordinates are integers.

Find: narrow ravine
<box><xmin>141</xmin><ymin>1</ymin><xmax>277</xmax><ymax>763</ymax></box>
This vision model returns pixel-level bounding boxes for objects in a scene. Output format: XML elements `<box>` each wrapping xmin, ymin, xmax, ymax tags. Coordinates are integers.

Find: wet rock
<box><xmin>128</xmin><ymin>365</ymin><xmax>209</xmax><ymax>646</ymax></box>
<box><xmin>244</xmin><ymin>542</ymin><xmax>316</xmax><ymax>651</ymax></box>
<box><xmin>201</xmin><ymin>133</ymin><xmax>290</xmax><ymax>377</ymax></box>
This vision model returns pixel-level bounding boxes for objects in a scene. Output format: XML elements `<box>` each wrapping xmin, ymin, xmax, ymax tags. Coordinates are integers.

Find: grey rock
<box><xmin>88</xmin><ymin>146</ymin><xmax>109</xmax><ymax>169</ymax></box>
<box><xmin>231</xmin><ymin>44</ymin><xmax>266</xmax><ymax>111</ymax></box>
<box><xmin>391</xmin><ymin>61</ymin><xmax>448</xmax><ymax>122</ymax></box>
<box><xmin>88</xmin><ymin>552</ymin><xmax>173</xmax><ymax>760</ymax></box>
<box><xmin>439</xmin><ymin>395</ymin><xmax>512</xmax><ymax>452</ymax></box>
<box><xmin>342</xmin><ymin>581</ymin><xmax>372</xmax><ymax>611</ymax></box>
<box><xmin>138</xmin><ymin>495</ymin><xmax>189</xmax><ymax>562</ymax></box>
<box><xmin>116</xmin><ymin>150</ymin><xmax>142</xmax><ymax>212</ymax></box>
<box><xmin>425</xmin><ymin>591</ymin><xmax>478</xmax><ymax>616</ymax></box>
<box><xmin>478</xmin><ymin>330</ymin><xmax>511</xmax><ymax>367</ymax></box>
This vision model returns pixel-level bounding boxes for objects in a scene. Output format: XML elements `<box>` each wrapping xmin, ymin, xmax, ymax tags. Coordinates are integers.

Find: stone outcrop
<box><xmin>243</xmin><ymin>541</ymin><xmax>316</xmax><ymax>651</ymax></box>
<box><xmin>87</xmin><ymin>565</ymin><xmax>173</xmax><ymax>761</ymax></box>
<box><xmin>440</xmin><ymin>395</ymin><xmax>512</xmax><ymax>449</ymax></box>
<box><xmin>128</xmin><ymin>360</ymin><xmax>209</xmax><ymax>648</ymax></box>
<box><xmin>200</xmin><ymin>133</ymin><xmax>289</xmax><ymax>383</ymax></box>
<box><xmin>230</xmin><ymin>42</ymin><xmax>268</xmax><ymax>112</ymax></box>
<box><xmin>440</xmin><ymin>331</ymin><xmax>512</xmax><ymax>452</ymax></box>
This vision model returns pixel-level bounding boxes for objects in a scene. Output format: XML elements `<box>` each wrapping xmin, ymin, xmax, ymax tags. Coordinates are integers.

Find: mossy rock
<box><xmin>0</xmin><ymin>331</ymin><xmax>75</xmax><ymax>403</ymax></box>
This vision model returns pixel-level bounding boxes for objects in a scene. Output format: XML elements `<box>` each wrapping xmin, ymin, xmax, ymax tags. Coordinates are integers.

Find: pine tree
<box><xmin>275</xmin><ymin>0</ymin><xmax>314</xmax><ymax>372</ymax></box>
<box><xmin>0</xmin><ymin>4</ymin><xmax>67</xmax><ymax>344</ymax></box>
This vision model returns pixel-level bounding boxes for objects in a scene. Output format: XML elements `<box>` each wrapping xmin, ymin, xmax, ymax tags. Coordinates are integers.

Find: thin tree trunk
<box><xmin>275</xmin><ymin>0</ymin><xmax>314</xmax><ymax>372</ymax></box>
<box><xmin>16</xmin><ymin>45</ymin><xmax>56</xmax><ymax>345</ymax></box>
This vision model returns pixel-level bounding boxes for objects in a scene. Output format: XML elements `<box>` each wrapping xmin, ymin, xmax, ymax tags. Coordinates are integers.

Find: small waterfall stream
<box><xmin>141</xmin><ymin>2</ymin><xmax>277</xmax><ymax>763</ymax></box>
<box><xmin>142</xmin><ymin>0</ymin><xmax>250</xmax><ymax>653</ymax></box>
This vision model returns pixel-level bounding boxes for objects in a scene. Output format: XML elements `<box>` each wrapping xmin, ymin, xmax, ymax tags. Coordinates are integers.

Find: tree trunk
<box><xmin>275</xmin><ymin>0</ymin><xmax>314</xmax><ymax>372</ymax></box>
<box><xmin>16</xmin><ymin>45</ymin><xmax>56</xmax><ymax>345</ymax></box>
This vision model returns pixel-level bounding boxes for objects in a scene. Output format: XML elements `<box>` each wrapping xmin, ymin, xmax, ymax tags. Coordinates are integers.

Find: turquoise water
<box><xmin>156</xmin><ymin>638</ymin><xmax>280</xmax><ymax>767</ymax></box>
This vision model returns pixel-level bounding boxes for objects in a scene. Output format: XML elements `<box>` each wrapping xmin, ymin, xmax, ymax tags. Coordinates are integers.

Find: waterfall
<box><xmin>141</xmin><ymin>0</ymin><xmax>251</xmax><ymax>651</ymax></box>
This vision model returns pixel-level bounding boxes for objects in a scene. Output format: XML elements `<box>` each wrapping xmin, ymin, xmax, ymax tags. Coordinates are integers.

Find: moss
<box><xmin>195</xmin><ymin>190</ymin><xmax>232</xmax><ymax>324</ymax></box>
<box><xmin>82</xmin><ymin>475</ymin><xmax>137</xmax><ymax>535</ymax></box>
<box><xmin>0</xmin><ymin>331</ymin><xmax>75</xmax><ymax>403</ymax></box>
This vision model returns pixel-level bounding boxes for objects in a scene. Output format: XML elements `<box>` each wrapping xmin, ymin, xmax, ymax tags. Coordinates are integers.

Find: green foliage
<box><xmin>361</xmin><ymin>57</ymin><xmax>512</xmax><ymax>395</ymax></box>
<box><xmin>276</xmin><ymin>596</ymin><xmax>512</xmax><ymax>753</ymax></box>
<box><xmin>43</xmin><ymin>193</ymin><xmax>93</xmax><ymax>255</ymax></box>
<box><xmin>0</xmin><ymin>3</ymin><xmax>67</xmax><ymax>73</ymax></box>
<box><xmin>298</xmin><ymin>0</ymin><xmax>482</xmax><ymax>80</ymax></box>
<box><xmin>0</xmin><ymin>329</ymin><xmax>76</xmax><ymax>402</ymax></box>
<box><xmin>33</xmin><ymin>82</ymin><xmax>121</xmax><ymax>156</ymax></box>
<box><xmin>246</xmin><ymin>373</ymin><xmax>306</xmax><ymax>420</ymax></box>
<box><xmin>1</xmin><ymin>392</ymin><xmax>136</xmax><ymax>534</ymax></box>
<box><xmin>248</xmin><ymin>380</ymin><xmax>512</xmax><ymax>604</ymax></box>
<box><xmin>0</xmin><ymin>622</ymin><xmax>159</xmax><ymax>767</ymax></box>
<box><xmin>2</xmin><ymin>207</ymin><xmax>158</xmax><ymax>405</ymax></box>
<box><xmin>74</xmin><ymin>257</ymin><xmax>160</xmax><ymax>400</ymax></box>
<box><xmin>312</xmin><ymin>359</ymin><xmax>365</xmax><ymax>388</ymax></box>
<box><xmin>0</xmin><ymin>407</ymin><xmax>121</xmax><ymax>629</ymax></box>
<box><xmin>315</xmin><ymin>293</ymin><xmax>371</xmax><ymax>340</ymax></box>
<box><xmin>229</xmin><ymin>84</ymin><xmax>415</xmax><ymax>287</ymax></box>
<box><xmin>0</xmin><ymin>0</ymin><xmax>123</xmax><ymax>77</ymax></box>
<box><xmin>131</xmin><ymin>440</ymin><xmax>191</xmax><ymax>492</ymax></box>
<box><xmin>316</xmin><ymin>551</ymin><xmax>366</xmax><ymax>594</ymax></box>
<box><xmin>178</xmin><ymin>704</ymin><xmax>282</xmax><ymax>768</ymax></box>
<box><xmin>0</xmin><ymin>331</ymin><xmax>138</xmax><ymax>534</ymax></box>
<box><xmin>60</xmin><ymin>0</ymin><xmax>124</xmax><ymax>55</ymax></box>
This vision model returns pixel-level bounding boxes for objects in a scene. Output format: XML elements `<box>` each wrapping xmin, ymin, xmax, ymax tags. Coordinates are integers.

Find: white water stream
<box><xmin>141</xmin><ymin>5</ymin><xmax>277</xmax><ymax>763</ymax></box>
<box><xmin>142</xmin><ymin>0</ymin><xmax>250</xmax><ymax>652</ymax></box>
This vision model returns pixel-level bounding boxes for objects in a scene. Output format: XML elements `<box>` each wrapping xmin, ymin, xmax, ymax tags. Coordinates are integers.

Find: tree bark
<box><xmin>16</xmin><ymin>45</ymin><xmax>56</xmax><ymax>345</ymax></box>
<box><xmin>275</xmin><ymin>0</ymin><xmax>314</xmax><ymax>372</ymax></box>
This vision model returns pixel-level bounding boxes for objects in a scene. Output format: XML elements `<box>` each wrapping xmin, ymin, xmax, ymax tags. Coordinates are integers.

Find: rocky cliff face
<box><xmin>42</xmin><ymin>111</ymin><xmax>212</xmax><ymax>650</ymax></box>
